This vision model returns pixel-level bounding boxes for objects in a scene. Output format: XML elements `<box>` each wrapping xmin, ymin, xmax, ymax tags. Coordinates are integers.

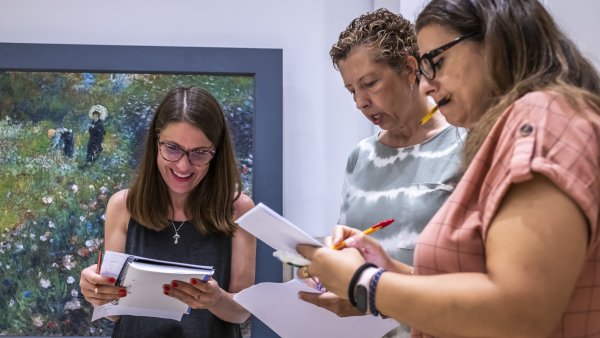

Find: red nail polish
<box><xmin>163</xmin><ymin>285</ymin><xmax>170</xmax><ymax>291</ymax></box>
<box><xmin>119</xmin><ymin>289</ymin><xmax>127</xmax><ymax>297</ymax></box>
<box><xmin>108</xmin><ymin>277</ymin><xmax>116</xmax><ymax>283</ymax></box>
<box><xmin>191</xmin><ymin>279</ymin><xmax>197</xmax><ymax>285</ymax></box>
<box><xmin>163</xmin><ymin>290</ymin><xmax>169</xmax><ymax>295</ymax></box>
<box><xmin>171</xmin><ymin>281</ymin><xmax>178</xmax><ymax>287</ymax></box>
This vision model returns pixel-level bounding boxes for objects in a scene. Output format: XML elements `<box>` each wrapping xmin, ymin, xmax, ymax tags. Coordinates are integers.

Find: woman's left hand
<box><xmin>296</xmin><ymin>244</ymin><xmax>365</xmax><ymax>298</ymax></box>
<box><xmin>298</xmin><ymin>290</ymin><xmax>364</xmax><ymax>317</ymax></box>
<box><xmin>163</xmin><ymin>277</ymin><xmax>223</xmax><ymax>309</ymax></box>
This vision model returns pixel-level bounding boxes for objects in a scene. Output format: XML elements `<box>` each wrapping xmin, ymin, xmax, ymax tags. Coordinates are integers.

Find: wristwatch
<box><xmin>353</xmin><ymin>267</ymin><xmax>379</xmax><ymax>314</ymax></box>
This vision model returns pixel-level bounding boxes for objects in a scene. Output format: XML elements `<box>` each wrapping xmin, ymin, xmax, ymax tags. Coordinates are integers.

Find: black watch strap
<box><xmin>354</xmin><ymin>267</ymin><xmax>379</xmax><ymax>314</ymax></box>
<box><xmin>347</xmin><ymin>263</ymin><xmax>376</xmax><ymax>307</ymax></box>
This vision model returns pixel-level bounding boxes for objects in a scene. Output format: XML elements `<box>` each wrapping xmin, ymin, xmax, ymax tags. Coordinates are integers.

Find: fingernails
<box><xmin>171</xmin><ymin>281</ymin><xmax>178</xmax><ymax>287</ymax></box>
<box><xmin>163</xmin><ymin>290</ymin><xmax>169</xmax><ymax>295</ymax></box>
<box><xmin>119</xmin><ymin>289</ymin><xmax>127</xmax><ymax>297</ymax></box>
<box><xmin>163</xmin><ymin>285</ymin><xmax>170</xmax><ymax>291</ymax></box>
<box><xmin>191</xmin><ymin>279</ymin><xmax>197</xmax><ymax>285</ymax></box>
<box><xmin>108</xmin><ymin>277</ymin><xmax>116</xmax><ymax>283</ymax></box>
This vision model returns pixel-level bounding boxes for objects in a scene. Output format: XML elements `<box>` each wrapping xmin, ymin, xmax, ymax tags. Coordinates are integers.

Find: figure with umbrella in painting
<box><xmin>86</xmin><ymin>104</ymin><xmax>107</xmax><ymax>163</ymax></box>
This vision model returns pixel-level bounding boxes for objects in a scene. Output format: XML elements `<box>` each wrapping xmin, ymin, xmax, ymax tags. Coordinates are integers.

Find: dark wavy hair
<box><xmin>330</xmin><ymin>8</ymin><xmax>418</xmax><ymax>74</ymax></box>
<box><xmin>126</xmin><ymin>86</ymin><xmax>241</xmax><ymax>236</ymax></box>
<box><xmin>416</xmin><ymin>0</ymin><xmax>600</xmax><ymax>166</ymax></box>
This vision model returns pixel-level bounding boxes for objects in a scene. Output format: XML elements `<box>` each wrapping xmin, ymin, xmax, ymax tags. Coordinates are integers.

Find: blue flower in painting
<box><xmin>23</xmin><ymin>290</ymin><xmax>31</xmax><ymax>298</ymax></box>
<box><xmin>111</xmin><ymin>73</ymin><xmax>130</xmax><ymax>92</ymax></box>
<box><xmin>86</xmin><ymin>222</ymin><xmax>93</xmax><ymax>231</ymax></box>
<box><xmin>82</xmin><ymin>73</ymin><xmax>96</xmax><ymax>90</ymax></box>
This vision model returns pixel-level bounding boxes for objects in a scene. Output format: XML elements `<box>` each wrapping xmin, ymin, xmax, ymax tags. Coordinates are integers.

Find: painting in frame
<box><xmin>0</xmin><ymin>43</ymin><xmax>282</xmax><ymax>337</ymax></box>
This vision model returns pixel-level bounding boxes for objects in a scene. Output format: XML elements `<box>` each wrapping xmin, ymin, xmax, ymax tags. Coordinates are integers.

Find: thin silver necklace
<box><xmin>171</xmin><ymin>220</ymin><xmax>186</xmax><ymax>244</ymax></box>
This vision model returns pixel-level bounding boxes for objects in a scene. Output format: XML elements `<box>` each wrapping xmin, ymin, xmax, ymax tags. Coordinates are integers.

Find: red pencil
<box><xmin>94</xmin><ymin>250</ymin><xmax>102</xmax><ymax>295</ymax></box>
<box><xmin>333</xmin><ymin>219</ymin><xmax>395</xmax><ymax>250</ymax></box>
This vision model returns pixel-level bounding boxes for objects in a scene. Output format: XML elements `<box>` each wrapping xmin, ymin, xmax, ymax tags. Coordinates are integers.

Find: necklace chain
<box><xmin>171</xmin><ymin>220</ymin><xmax>186</xmax><ymax>244</ymax></box>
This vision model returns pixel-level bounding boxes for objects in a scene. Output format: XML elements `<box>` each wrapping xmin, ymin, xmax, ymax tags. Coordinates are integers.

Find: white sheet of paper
<box><xmin>234</xmin><ymin>280</ymin><xmax>399</xmax><ymax>338</ymax></box>
<box><xmin>235</xmin><ymin>203</ymin><xmax>323</xmax><ymax>265</ymax></box>
<box><xmin>92</xmin><ymin>299</ymin><xmax>185</xmax><ymax>322</ymax></box>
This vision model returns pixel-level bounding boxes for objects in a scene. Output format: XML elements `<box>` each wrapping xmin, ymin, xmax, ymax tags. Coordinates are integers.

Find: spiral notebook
<box><xmin>91</xmin><ymin>251</ymin><xmax>214</xmax><ymax>321</ymax></box>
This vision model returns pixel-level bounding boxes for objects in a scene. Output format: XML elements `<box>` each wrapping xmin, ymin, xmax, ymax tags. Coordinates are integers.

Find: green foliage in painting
<box><xmin>0</xmin><ymin>71</ymin><xmax>254</xmax><ymax>336</ymax></box>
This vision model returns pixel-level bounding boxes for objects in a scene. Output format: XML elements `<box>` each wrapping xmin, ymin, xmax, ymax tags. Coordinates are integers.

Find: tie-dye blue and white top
<box><xmin>338</xmin><ymin>125</ymin><xmax>465</xmax><ymax>265</ymax></box>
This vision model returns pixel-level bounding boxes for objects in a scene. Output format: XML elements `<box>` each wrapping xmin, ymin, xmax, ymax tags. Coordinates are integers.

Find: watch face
<box><xmin>355</xmin><ymin>285</ymin><xmax>368</xmax><ymax>314</ymax></box>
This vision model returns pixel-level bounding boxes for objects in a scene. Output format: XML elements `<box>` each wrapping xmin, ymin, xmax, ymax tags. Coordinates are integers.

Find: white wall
<box><xmin>397</xmin><ymin>0</ymin><xmax>600</xmax><ymax>71</ymax></box>
<box><xmin>545</xmin><ymin>0</ymin><xmax>600</xmax><ymax>70</ymax></box>
<box><xmin>1</xmin><ymin>0</ymin><xmax>598</xmax><ymax>237</ymax></box>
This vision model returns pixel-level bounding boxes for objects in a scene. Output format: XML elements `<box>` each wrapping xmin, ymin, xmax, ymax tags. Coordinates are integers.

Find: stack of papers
<box><xmin>92</xmin><ymin>251</ymin><xmax>214</xmax><ymax>321</ymax></box>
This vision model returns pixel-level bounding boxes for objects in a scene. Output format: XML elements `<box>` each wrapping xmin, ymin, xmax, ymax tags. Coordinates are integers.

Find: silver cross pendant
<box><xmin>173</xmin><ymin>233</ymin><xmax>180</xmax><ymax>244</ymax></box>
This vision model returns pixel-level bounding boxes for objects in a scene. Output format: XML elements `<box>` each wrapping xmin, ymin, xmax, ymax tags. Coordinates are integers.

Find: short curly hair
<box><xmin>330</xmin><ymin>8</ymin><xmax>418</xmax><ymax>73</ymax></box>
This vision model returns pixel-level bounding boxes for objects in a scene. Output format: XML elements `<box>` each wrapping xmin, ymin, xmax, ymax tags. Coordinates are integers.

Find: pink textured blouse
<box><xmin>413</xmin><ymin>91</ymin><xmax>600</xmax><ymax>337</ymax></box>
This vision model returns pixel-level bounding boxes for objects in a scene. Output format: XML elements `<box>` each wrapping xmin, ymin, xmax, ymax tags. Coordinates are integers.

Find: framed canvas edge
<box><xmin>0</xmin><ymin>42</ymin><xmax>283</xmax><ymax>338</ymax></box>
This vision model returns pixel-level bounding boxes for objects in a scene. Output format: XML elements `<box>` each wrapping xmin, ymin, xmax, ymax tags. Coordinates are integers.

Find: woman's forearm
<box><xmin>207</xmin><ymin>290</ymin><xmax>250</xmax><ymax>324</ymax></box>
<box><xmin>376</xmin><ymin>272</ymin><xmax>552</xmax><ymax>338</ymax></box>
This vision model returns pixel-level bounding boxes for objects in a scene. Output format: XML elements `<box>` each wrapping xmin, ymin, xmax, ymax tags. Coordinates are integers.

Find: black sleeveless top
<box><xmin>112</xmin><ymin>218</ymin><xmax>241</xmax><ymax>338</ymax></box>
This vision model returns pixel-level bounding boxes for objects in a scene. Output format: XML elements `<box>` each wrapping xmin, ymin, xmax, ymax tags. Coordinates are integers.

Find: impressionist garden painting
<box><xmin>0</xmin><ymin>71</ymin><xmax>254</xmax><ymax>336</ymax></box>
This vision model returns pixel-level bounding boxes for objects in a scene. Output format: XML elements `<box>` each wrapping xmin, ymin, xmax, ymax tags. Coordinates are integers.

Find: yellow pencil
<box><xmin>420</xmin><ymin>95</ymin><xmax>451</xmax><ymax>126</ymax></box>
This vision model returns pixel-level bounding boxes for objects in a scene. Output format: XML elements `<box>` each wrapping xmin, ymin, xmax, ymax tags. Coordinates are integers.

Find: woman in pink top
<box><xmin>297</xmin><ymin>0</ymin><xmax>600</xmax><ymax>337</ymax></box>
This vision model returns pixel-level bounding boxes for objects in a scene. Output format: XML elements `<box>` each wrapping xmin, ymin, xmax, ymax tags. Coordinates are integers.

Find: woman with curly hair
<box><xmin>298</xmin><ymin>8</ymin><xmax>465</xmax><ymax>337</ymax></box>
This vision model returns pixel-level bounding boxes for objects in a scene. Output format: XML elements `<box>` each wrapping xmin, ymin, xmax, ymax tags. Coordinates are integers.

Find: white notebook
<box><xmin>91</xmin><ymin>251</ymin><xmax>214</xmax><ymax>321</ymax></box>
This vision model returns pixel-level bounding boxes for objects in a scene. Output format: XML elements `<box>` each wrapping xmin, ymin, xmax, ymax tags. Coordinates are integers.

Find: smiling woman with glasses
<box><xmin>417</xmin><ymin>31</ymin><xmax>478</xmax><ymax>80</ymax></box>
<box><xmin>79</xmin><ymin>86</ymin><xmax>256</xmax><ymax>338</ymax></box>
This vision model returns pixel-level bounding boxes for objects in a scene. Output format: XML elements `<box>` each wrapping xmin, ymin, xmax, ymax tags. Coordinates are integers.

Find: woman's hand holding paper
<box><xmin>296</xmin><ymin>243</ymin><xmax>364</xmax><ymax>298</ymax></box>
<box><xmin>298</xmin><ymin>291</ymin><xmax>364</xmax><ymax>317</ymax></box>
<box><xmin>79</xmin><ymin>264</ymin><xmax>124</xmax><ymax>306</ymax></box>
<box><xmin>164</xmin><ymin>277</ymin><xmax>224</xmax><ymax>310</ymax></box>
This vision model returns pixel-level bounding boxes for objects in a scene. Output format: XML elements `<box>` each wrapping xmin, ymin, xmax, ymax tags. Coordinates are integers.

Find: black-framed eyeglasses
<box><xmin>418</xmin><ymin>32</ymin><xmax>478</xmax><ymax>81</ymax></box>
<box><xmin>158</xmin><ymin>141</ymin><xmax>215</xmax><ymax>166</ymax></box>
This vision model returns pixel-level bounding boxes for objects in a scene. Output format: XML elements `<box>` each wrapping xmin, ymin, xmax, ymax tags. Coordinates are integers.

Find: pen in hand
<box><xmin>333</xmin><ymin>219</ymin><xmax>395</xmax><ymax>250</ymax></box>
<box><xmin>94</xmin><ymin>250</ymin><xmax>102</xmax><ymax>295</ymax></box>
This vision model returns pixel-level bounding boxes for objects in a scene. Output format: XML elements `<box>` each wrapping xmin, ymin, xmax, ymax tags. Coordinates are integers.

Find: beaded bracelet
<box><xmin>368</xmin><ymin>268</ymin><xmax>385</xmax><ymax>316</ymax></box>
<box><xmin>347</xmin><ymin>263</ymin><xmax>376</xmax><ymax>307</ymax></box>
